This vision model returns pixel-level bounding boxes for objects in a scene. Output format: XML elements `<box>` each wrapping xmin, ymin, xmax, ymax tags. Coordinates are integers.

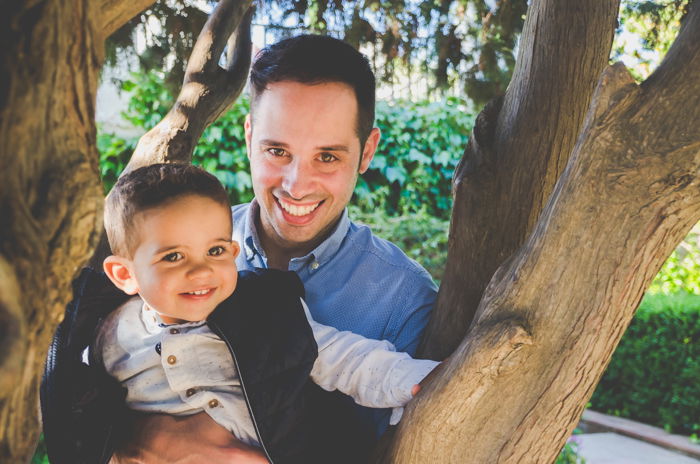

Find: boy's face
<box><xmin>106</xmin><ymin>194</ymin><xmax>239</xmax><ymax>324</ymax></box>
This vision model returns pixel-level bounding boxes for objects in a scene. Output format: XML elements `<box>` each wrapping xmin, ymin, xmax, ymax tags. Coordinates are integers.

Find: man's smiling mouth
<box><xmin>277</xmin><ymin>198</ymin><xmax>322</xmax><ymax>217</ymax></box>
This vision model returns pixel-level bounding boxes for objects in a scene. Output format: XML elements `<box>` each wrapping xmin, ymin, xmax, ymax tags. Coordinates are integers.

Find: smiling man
<box><xmin>112</xmin><ymin>35</ymin><xmax>438</xmax><ymax>463</ymax></box>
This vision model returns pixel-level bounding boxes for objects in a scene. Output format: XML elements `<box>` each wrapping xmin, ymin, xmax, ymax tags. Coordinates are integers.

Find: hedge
<box><xmin>590</xmin><ymin>292</ymin><xmax>700</xmax><ymax>437</ymax></box>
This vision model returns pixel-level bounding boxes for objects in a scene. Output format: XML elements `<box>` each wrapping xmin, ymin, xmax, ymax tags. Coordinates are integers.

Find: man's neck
<box><xmin>254</xmin><ymin>211</ymin><xmax>339</xmax><ymax>271</ymax></box>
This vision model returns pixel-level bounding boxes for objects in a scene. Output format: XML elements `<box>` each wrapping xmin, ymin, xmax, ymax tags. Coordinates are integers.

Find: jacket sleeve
<box><xmin>302</xmin><ymin>298</ymin><xmax>439</xmax><ymax>409</ymax></box>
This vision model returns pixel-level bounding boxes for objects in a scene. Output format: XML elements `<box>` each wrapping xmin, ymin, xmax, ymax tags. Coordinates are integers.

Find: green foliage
<box><xmin>192</xmin><ymin>96</ymin><xmax>253</xmax><ymax>206</ymax></box>
<box><xmin>364</xmin><ymin>98</ymin><xmax>473</xmax><ymax>219</ymax></box>
<box><xmin>590</xmin><ymin>292</ymin><xmax>700</xmax><ymax>436</ymax></box>
<box><xmin>556</xmin><ymin>432</ymin><xmax>586</xmax><ymax>464</ymax></box>
<box><xmin>99</xmin><ymin>71</ymin><xmax>473</xmax><ymax>217</ymax></box>
<box><xmin>31</xmin><ymin>434</ymin><xmax>49</xmax><ymax>464</ymax></box>
<box><xmin>612</xmin><ymin>0</ymin><xmax>691</xmax><ymax>80</ymax></box>
<box><xmin>648</xmin><ymin>226</ymin><xmax>700</xmax><ymax>295</ymax></box>
<box><xmin>106</xmin><ymin>0</ymin><xmax>526</xmax><ymax>105</ymax></box>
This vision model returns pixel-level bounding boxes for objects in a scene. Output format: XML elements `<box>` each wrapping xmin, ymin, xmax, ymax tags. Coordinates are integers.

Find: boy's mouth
<box><xmin>180</xmin><ymin>288</ymin><xmax>215</xmax><ymax>298</ymax></box>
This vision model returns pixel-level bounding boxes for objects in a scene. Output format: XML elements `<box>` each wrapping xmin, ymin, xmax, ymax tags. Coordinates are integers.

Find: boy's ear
<box><xmin>231</xmin><ymin>241</ymin><xmax>241</xmax><ymax>260</ymax></box>
<box><xmin>103</xmin><ymin>255</ymin><xmax>139</xmax><ymax>295</ymax></box>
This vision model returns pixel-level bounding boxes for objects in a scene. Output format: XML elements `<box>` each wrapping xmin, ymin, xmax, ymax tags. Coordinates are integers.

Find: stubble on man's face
<box><xmin>245</xmin><ymin>81</ymin><xmax>375</xmax><ymax>257</ymax></box>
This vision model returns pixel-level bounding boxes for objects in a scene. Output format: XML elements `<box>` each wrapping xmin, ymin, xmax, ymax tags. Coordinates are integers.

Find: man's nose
<box><xmin>282</xmin><ymin>159</ymin><xmax>316</xmax><ymax>200</ymax></box>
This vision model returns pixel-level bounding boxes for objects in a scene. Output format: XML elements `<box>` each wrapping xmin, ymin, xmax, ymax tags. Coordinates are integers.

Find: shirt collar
<box><xmin>242</xmin><ymin>199</ymin><xmax>350</xmax><ymax>268</ymax></box>
<box><xmin>140</xmin><ymin>300</ymin><xmax>206</xmax><ymax>333</ymax></box>
<box><xmin>242</xmin><ymin>199</ymin><xmax>267</xmax><ymax>263</ymax></box>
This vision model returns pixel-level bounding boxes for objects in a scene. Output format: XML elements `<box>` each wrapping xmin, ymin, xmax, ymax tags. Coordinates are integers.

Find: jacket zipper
<box><xmin>207</xmin><ymin>321</ymin><xmax>274</xmax><ymax>464</ymax></box>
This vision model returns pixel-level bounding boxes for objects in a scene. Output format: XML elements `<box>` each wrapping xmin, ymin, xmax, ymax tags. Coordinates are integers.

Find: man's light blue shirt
<box><xmin>231</xmin><ymin>201</ymin><xmax>438</xmax><ymax>433</ymax></box>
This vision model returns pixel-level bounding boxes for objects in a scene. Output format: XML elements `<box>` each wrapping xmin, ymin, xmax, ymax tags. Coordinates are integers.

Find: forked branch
<box><xmin>126</xmin><ymin>0</ymin><xmax>253</xmax><ymax>171</ymax></box>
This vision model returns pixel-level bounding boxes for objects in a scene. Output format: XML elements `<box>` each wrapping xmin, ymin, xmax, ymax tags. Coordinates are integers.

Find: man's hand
<box><xmin>111</xmin><ymin>412</ymin><xmax>268</xmax><ymax>464</ymax></box>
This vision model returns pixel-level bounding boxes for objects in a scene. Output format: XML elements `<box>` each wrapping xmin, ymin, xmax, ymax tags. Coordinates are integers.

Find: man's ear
<box><xmin>103</xmin><ymin>255</ymin><xmax>139</xmax><ymax>295</ymax></box>
<box><xmin>244</xmin><ymin>114</ymin><xmax>252</xmax><ymax>160</ymax></box>
<box><xmin>359</xmin><ymin>127</ymin><xmax>380</xmax><ymax>174</ymax></box>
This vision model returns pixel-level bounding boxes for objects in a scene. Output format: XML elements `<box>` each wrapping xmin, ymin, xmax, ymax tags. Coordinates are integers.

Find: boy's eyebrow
<box><xmin>154</xmin><ymin>239</ymin><xmax>231</xmax><ymax>255</ymax></box>
<box><xmin>259</xmin><ymin>139</ymin><xmax>350</xmax><ymax>153</ymax></box>
<box><xmin>155</xmin><ymin>245</ymin><xmax>180</xmax><ymax>255</ymax></box>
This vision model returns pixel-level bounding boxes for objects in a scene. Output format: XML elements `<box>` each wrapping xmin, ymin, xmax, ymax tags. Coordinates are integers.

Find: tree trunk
<box><xmin>0</xmin><ymin>0</ymin><xmax>249</xmax><ymax>460</ymax></box>
<box><xmin>383</xmin><ymin>2</ymin><xmax>700</xmax><ymax>462</ymax></box>
<box><xmin>0</xmin><ymin>2</ymin><xmax>108</xmax><ymax>460</ymax></box>
<box><xmin>420</xmin><ymin>0</ymin><xmax>621</xmax><ymax>360</ymax></box>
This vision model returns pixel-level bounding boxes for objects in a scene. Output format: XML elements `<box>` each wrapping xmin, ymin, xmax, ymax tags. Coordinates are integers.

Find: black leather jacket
<box><xmin>41</xmin><ymin>268</ymin><xmax>374</xmax><ymax>464</ymax></box>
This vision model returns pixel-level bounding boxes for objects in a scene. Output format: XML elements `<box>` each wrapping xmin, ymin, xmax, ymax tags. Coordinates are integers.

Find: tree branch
<box><xmin>100</xmin><ymin>0</ymin><xmax>156</xmax><ymax>40</ymax></box>
<box><xmin>384</xmin><ymin>57</ymin><xmax>700</xmax><ymax>462</ymax></box>
<box><xmin>126</xmin><ymin>0</ymin><xmax>253</xmax><ymax>171</ymax></box>
<box><xmin>420</xmin><ymin>0</ymin><xmax>620</xmax><ymax>360</ymax></box>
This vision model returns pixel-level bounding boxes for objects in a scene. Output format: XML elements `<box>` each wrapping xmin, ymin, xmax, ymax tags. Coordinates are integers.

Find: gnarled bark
<box><xmin>421</xmin><ymin>0</ymin><xmax>620</xmax><ymax>359</ymax></box>
<box><xmin>0</xmin><ymin>0</ymin><xmax>252</xmax><ymax>460</ymax></box>
<box><xmin>385</xmin><ymin>3</ymin><xmax>700</xmax><ymax>461</ymax></box>
<box><xmin>0</xmin><ymin>1</ymin><xmax>106</xmax><ymax>460</ymax></box>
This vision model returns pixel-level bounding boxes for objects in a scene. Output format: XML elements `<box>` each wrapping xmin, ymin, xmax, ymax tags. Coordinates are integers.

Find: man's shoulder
<box><xmin>343</xmin><ymin>219</ymin><xmax>435</xmax><ymax>283</ymax></box>
<box><xmin>231</xmin><ymin>202</ymin><xmax>250</xmax><ymax>220</ymax></box>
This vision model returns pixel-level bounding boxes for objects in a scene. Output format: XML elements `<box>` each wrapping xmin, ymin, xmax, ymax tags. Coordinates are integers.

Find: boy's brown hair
<box><xmin>105</xmin><ymin>163</ymin><xmax>231</xmax><ymax>257</ymax></box>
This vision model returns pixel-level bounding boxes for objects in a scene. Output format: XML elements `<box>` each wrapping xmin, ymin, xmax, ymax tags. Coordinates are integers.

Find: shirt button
<box><xmin>169</xmin><ymin>328</ymin><xmax>180</xmax><ymax>335</ymax></box>
<box><xmin>186</xmin><ymin>388</ymin><xmax>196</xmax><ymax>397</ymax></box>
<box><xmin>310</xmin><ymin>261</ymin><xmax>320</xmax><ymax>270</ymax></box>
<box><xmin>208</xmin><ymin>399</ymin><xmax>219</xmax><ymax>408</ymax></box>
<box><xmin>167</xmin><ymin>355</ymin><xmax>177</xmax><ymax>365</ymax></box>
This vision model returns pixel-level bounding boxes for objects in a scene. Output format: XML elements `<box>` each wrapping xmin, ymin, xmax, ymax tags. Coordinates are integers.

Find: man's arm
<box><xmin>111</xmin><ymin>411</ymin><xmax>268</xmax><ymax>464</ymax></box>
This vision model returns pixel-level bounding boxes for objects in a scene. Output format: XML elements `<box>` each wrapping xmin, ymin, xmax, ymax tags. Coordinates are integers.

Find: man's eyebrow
<box><xmin>318</xmin><ymin>144</ymin><xmax>349</xmax><ymax>152</ymax></box>
<box><xmin>259</xmin><ymin>139</ymin><xmax>289</xmax><ymax>148</ymax></box>
<box><xmin>258</xmin><ymin>139</ymin><xmax>349</xmax><ymax>152</ymax></box>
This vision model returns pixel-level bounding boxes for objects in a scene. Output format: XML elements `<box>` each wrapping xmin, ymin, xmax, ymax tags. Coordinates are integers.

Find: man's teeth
<box><xmin>279</xmin><ymin>200</ymin><xmax>320</xmax><ymax>216</ymax></box>
<box><xmin>186</xmin><ymin>289</ymin><xmax>211</xmax><ymax>295</ymax></box>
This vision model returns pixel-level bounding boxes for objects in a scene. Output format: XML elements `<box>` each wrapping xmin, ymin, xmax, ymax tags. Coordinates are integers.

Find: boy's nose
<box><xmin>186</xmin><ymin>262</ymin><xmax>213</xmax><ymax>280</ymax></box>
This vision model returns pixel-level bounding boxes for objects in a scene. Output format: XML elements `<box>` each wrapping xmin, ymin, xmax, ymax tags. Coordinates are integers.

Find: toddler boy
<box><xmin>95</xmin><ymin>163</ymin><xmax>437</xmax><ymax>462</ymax></box>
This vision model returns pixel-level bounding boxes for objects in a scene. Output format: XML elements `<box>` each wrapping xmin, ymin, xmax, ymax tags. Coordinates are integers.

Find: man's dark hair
<box><xmin>104</xmin><ymin>163</ymin><xmax>231</xmax><ymax>257</ymax></box>
<box><xmin>249</xmin><ymin>34</ymin><xmax>376</xmax><ymax>144</ymax></box>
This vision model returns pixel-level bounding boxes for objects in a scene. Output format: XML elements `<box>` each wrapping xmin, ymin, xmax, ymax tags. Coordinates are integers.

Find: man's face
<box><xmin>245</xmin><ymin>81</ymin><xmax>379</xmax><ymax>254</ymax></box>
<box><xmin>126</xmin><ymin>195</ymin><xmax>240</xmax><ymax>324</ymax></box>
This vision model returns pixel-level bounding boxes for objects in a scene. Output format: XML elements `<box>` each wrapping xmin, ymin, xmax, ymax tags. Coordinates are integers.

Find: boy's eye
<box><xmin>208</xmin><ymin>246</ymin><xmax>225</xmax><ymax>256</ymax></box>
<box><xmin>319</xmin><ymin>152</ymin><xmax>337</xmax><ymax>163</ymax></box>
<box><xmin>267</xmin><ymin>148</ymin><xmax>287</xmax><ymax>157</ymax></box>
<box><xmin>162</xmin><ymin>252</ymin><xmax>183</xmax><ymax>262</ymax></box>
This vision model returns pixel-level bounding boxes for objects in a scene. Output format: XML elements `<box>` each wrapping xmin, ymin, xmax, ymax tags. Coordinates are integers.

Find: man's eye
<box><xmin>162</xmin><ymin>252</ymin><xmax>183</xmax><ymax>262</ymax></box>
<box><xmin>319</xmin><ymin>152</ymin><xmax>338</xmax><ymax>163</ymax></box>
<box><xmin>267</xmin><ymin>148</ymin><xmax>286</xmax><ymax>157</ymax></box>
<box><xmin>208</xmin><ymin>246</ymin><xmax>225</xmax><ymax>256</ymax></box>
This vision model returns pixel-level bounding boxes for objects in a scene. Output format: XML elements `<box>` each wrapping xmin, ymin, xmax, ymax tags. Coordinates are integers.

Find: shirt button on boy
<box><xmin>310</xmin><ymin>261</ymin><xmax>320</xmax><ymax>270</ymax></box>
<box><xmin>167</xmin><ymin>355</ymin><xmax>177</xmax><ymax>365</ymax></box>
<box><xmin>169</xmin><ymin>328</ymin><xmax>180</xmax><ymax>335</ymax></box>
<box><xmin>186</xmin><ymin>388</ymin><xmax>196</xmax><ymax>397</ymax></box>
<box><xmin>208</xmin><ymin>399</ymin><xmax>219</xmax><ymax>408</ymax></box>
